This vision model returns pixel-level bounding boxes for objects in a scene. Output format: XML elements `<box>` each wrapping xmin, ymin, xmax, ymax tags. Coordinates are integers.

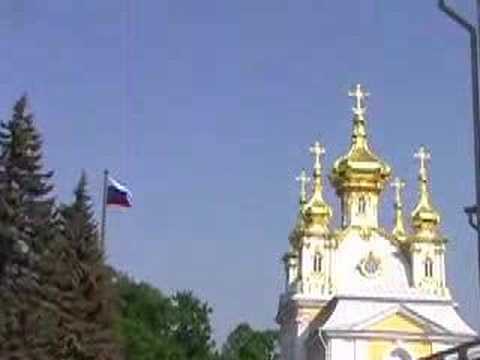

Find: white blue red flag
<box><xmin>107</xmin><ymin>176</ymin><xmax>133</xmax><ymax>208</ymax></box>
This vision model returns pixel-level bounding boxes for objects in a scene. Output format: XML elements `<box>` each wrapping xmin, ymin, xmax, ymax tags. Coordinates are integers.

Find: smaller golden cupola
<box><xmin>391</xmin><ymin>177</ymin><xmax>407</xmax><ymax>242</ymax></box>
<box><xmin>330</xmin><ymin>84</ymin><xmax>391</xmax><ymax>195</ymax></box>
<box><xmin>411</xmin><ymin>146</ymin><xmax>441</xmax><ymax>240</ymax></box>
<box><xmin>303</xmin><ymin>141</ymin><xmax>333</xmax><ymax>236</ymax></box>
<box><xmin>289</xmin><ymin>169</ymin><xmax>311</xmax><ymax>247</ymax></box>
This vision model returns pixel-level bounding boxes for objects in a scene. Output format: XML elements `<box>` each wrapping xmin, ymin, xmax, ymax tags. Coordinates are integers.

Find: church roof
<box><xmin>319</xmin><ymin>297</ymin><xmax>476</xmax><ymax>337</ymax></box>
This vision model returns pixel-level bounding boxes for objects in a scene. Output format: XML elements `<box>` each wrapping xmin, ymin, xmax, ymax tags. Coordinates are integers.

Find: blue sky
<box><xmin>0</xmin><ymin>0</ymin><xmax>479</xmax><ymax>343</ymax></box>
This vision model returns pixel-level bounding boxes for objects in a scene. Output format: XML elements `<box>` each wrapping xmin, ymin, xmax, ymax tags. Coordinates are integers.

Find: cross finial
<box><xmin>391</xmin><ymin>177</ymin><xmax>407</xmax><ymax>240</ymax></box>
<box><xmin>414</xmin><ymin>145</ymin><xmax>431</xmax><ymax>179</ymax></box>
<box><xmin>295</xmin><ymin>169</ymin><xmax>311</xmax><ymax>204</ymax></box>
<box><xmin>348</xmin><ymin>84</ymin><xmax>370</xmax><ymax>116</ymax></box>
<box><xmin>391</xmin><ymin>177</ymin><xmax>406</xmax><ymax>205</ymax></box>
<box><xmin>309</xmin><ymin>141</ymin><xmax>326</xmax><ymax>173</ymax></box>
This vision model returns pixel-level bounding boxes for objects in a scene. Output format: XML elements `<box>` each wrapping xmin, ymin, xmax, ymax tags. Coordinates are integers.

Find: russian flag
<box><xmin>107</xmin><ymin>176</ymin><xmax>133</xmax><ymax>208</ymax></box>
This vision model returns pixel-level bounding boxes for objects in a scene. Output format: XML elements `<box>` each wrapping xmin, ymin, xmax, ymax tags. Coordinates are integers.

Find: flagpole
<box><xmin>101</xmin><ymin>169</ymin><xmax>109</xmax><ymax>252</ymax></box>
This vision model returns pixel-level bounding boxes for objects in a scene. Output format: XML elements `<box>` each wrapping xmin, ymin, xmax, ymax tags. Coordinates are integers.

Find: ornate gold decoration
<box><xmin>411</xmin><ymin>146</ymin><xmax>441</xmax><ymax>241</ymax></box>
<box><xmin>359</xmin><ymin>251</ymin><xmax>382</xmax><ymax>278</ymax></box>
<box><xmin>391</xmin><ymin>177</ymin><xmax>407</xmax><ymax>241</ymax></box>
<box><xmin>304</xmin><ymin>141</ymin><xmax>332</xmax><ymax>236</ymax></box>
<box><xmin>330</xmin><ymin>84</ymin><xmax>391</xmax><ymax>195</ymax></box>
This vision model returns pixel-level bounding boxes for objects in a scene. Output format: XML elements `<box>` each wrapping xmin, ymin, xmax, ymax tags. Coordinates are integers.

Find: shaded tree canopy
<box><xmin>221</xmin><ymin>323</ymin><xmax>279</xmax><ymax>360</ymax></box>
<box><xmin>116</xmin><ymin>274</ymin><xmax>218</xmax><ymax>360</ymax></box>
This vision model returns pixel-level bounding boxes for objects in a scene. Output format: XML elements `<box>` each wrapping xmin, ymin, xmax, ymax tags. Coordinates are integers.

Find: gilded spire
<box><xmin>411</xmin><ymin>146</ymin><xmax>441</xmax><ymax>240</ymax></box>
<box><xmin>289</xmin><ymin>169</ymin><xmax>311</xmax><ymax>247</ymax></box>
<box><xmin>330</xmin><ymin>84</ymin><xmax>391</xmax><ymax>195</ymax></box>
<box><xmin>391</xmin><ymin>177</ymin><xmax>407</xmax><ymax>241</ymax></box>
<box><xmin>304</xmin><ymin>141</ymin><xmax>332</xmax><ymax>236</ymax></box>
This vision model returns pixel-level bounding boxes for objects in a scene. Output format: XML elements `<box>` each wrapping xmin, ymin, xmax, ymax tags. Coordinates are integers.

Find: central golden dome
<box><xmin>330</xmin><ymin>84</ymin><xmax>391</xmax><ymax>195</ymax></box>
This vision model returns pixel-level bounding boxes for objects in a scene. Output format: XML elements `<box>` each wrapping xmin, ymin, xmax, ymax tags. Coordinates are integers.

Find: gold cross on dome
<box><xmin>295</xmin><ymin>169</ymin><xmax>311</xmax><ymax>203</ymax></box>
<box><xmin>348</xmin><ymin>84</ymin><xmax>370</xmax><ymax>116</ymax></box>
<box><xmin>414</xmin><ymin>146</ymin><xmax>431</xmax><ymax>176</ymax></box>
<box><xmin>391</xmin><ymin>177</ymin><xmax>406</xmax><ymax>204</ymax></box>
<box><xmin>309</xmin><ymin>141</ymin><xmax>326</xmax><ymax>171</ymax></box>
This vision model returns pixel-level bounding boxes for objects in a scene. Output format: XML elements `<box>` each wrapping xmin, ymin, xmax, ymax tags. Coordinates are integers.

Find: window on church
<box><xmin>358</xmin><ymin>195</ymin><xmax>366</xmax><ymax>215</ymax></box>
<box><xmin>389</xmin><ymin>348</ymin><xmax>412</xmax><ymax>360</ymax></box>
<box><xmin>424</xmin><ymin>258</ymin><xmax>434</xmax><ymax>278</ymax></box>
<box><xmin>313</xmin><ymin>252</ymin><xmax>322</xmax><ymax>273</ymax></box>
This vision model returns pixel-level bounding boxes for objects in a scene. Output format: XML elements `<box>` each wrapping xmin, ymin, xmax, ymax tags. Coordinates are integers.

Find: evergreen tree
<box><xmin>61</xmin><ymin>171</ymin><xmax>100</xmax><ymax>262</ymax></box>
<box><xmin>0</xmin><ymin>96</ymin><xmax>57</xmax><ymax>358</ymax></box>
<box><xmin>0</xmin><ymin>99</ymin><xmax>121</xmax><ymax>359</ymax></box>
<box><xmin>0</xmin><ymin>95</ymin><xmax>54</xmax><ymax>266</ymax></box>
<box><xmin>44</xmin><ymin>171</ymin><xmax>122</xmax><ymax>359</ymax></box>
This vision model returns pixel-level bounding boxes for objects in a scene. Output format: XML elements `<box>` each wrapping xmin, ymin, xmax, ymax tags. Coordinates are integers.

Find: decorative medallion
<box><xmin>359</xmin><ymin>251</ymin><xmax>382</xmax><ymax>278</ymax></box>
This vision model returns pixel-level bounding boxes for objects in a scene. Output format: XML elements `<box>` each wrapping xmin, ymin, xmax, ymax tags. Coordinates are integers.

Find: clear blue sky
<box><xmin>0</xmin><ymin>0</ymin><xmax>479</xmax><ymax>344</ymax></box>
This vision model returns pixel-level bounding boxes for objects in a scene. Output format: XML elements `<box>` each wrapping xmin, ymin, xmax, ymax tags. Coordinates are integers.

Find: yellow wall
<box><xmin>368</xmin><ymin>340</ymin><xmax>432</xmax><ymax>360</ymax></box>
<box><xmin>367</xmin><ymin>313</ymin><xmax>432</xmax><ymax>359</ymax></box>
<box><xmin>369</xmin><ymin>313</ymin><xmax>425</xmax><ymax>333</ymax></box>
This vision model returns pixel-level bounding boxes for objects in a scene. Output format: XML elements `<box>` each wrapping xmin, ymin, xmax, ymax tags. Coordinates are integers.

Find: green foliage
<box><xmin>0</xmin><ymin>95</ymin><xmax>55</xmax><ymax>251</ymax></box>
<box><xmin>117</xmin><ymin>275</ymin><xmax>218</xmax><ymax>360</ymax></box>
<box><xmin>61</xmin><ymin>171</ymin><xmax>98</xmax><ymax>249</ymax></box>
<box><xmin>0</xmin><ymin>95</ymin><xmax>280</xmax><ymax>360</ymax></box>
<box><xmin>171</xmin><ymin>291</ymin><xmax>216</xmax><ymax>359</ymax></box>
<box><xmin>48</xmin><ymin>171</ymin><xmax>121</xmax><ymax>359</ymax></box>
<box><xmin>0</xmin><ymin>97</ymin><xmax>120</xmax><ymax>359</ymax></box>
<box><xmin>0</xmin><ymin>96</ymin><xmax>58</xmax><ymax>358</ymax></box>
<box><xmin>221</xmin><ymin>323</ymin><xmax>279</xmax><ymax>360</ymax></box>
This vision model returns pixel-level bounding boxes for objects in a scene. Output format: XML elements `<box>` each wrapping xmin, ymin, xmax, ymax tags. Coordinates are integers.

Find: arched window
<box><xmin>358</xmin><ymin>195</ymin><xmax>367</xmax><ymax>215</ymax></box>
<box><xmin>388</xmin><ymin>348</ymin><xmax>412</xmax><ymax>360</ymax></box>
<box><xmin>313</xmin><ymin>252</ymin><xmax>322</xmax><ymax>273</ymax></box>
<box><xmin>424</xmin><ymin>258</ymin><xmax>434</xmax><ymax>278</ymax></box>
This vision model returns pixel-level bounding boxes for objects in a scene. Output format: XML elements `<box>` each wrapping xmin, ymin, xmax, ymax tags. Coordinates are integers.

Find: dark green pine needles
<box><xmin>0</xmin><ymin>97</ymin><xmax>121</xmax><ymax>359</ymax></box>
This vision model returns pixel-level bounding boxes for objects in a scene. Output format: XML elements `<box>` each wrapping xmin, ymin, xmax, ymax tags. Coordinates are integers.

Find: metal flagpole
<box><xmin>438</xmin><ymin>0</ymin><xmax>480</xmax><ymax>303</ymax></box>
<box><xmin>101</xmin><ymin>169</ymin><xmax>109</xmax><ymax>252</ymax></box>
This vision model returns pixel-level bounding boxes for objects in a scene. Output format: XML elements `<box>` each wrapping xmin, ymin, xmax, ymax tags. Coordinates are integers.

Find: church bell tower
<box><xmin>276</xmin><ymin>84</ymin><xmax>476</xmax><ymax>360</ymax></box>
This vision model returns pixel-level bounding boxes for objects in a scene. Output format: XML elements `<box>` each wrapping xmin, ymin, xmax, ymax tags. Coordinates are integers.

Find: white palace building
<box><xmin>276</xmin><ymin>84</ymin><xmax>477</xmax><ymax>360</ymax></box>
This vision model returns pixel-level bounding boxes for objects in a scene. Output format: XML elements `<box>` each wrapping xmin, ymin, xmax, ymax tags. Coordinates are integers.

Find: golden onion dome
<box><xmin>303</xmin><ymin>141</ymin><xmax>332</xmax><ymax>236</ymax></box>
<box><xmin>289</xmin><ymin>141</ymin><xmax>333</xmax><ymax>244</ymax></box>
<box><xmin>411</xmin><ymin>146</ymin><xmax>441</xmax><ymax>241</ymax></box>
<box><xmin>330</xmin><ymin>84</ymin><xmax>391</xmax><ymax>195</ymax></box>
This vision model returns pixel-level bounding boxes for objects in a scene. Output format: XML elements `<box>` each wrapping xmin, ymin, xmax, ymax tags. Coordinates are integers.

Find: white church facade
<box><xmin>276</xmin><ymin>85</ymin><xmax>477</xmax><ymax>360</ymax></box>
